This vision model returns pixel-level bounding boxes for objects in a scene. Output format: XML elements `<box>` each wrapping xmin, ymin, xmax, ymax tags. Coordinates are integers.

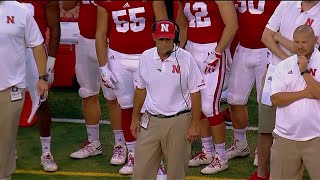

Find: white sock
<box><xmin>201</xmin><ymin>137</ymin><xmax>215</xmax><ymax>156</ymax></box>
<box><xmin>40</xmin><ymin>136</ymin><xmax>51</xmax><ymax>154</ymax></box>
<box><xmin>86</xmin><ymin>124</ymin><xmax>99</xmax><ymax>142</ymax></box>
<box><xmin>215</xmin><ymin>143</ymin><xmax>227</xmax><ymax>160</ymax></box>
<box><xmin>234</xmin><ymin>128</ymin><xmax>247</xmax><ymax>142</ymax></box>
<box><xmin>113</xmin><ymin>130</ymin><xmax>125</xmax><ymax>146</ymax></box>
<box><xmin>126</xmin><ymin>141</ymin><xmax>136</xmax><ymax>154</ymax></box>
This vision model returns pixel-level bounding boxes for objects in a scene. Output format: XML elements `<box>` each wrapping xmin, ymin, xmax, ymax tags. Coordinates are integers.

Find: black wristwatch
<box><xmin>39</xmin><ymin>74</ymin><xmax>48</xmax><ymax>81</ymax></box>
<box><xmin>300</xmin><ymin>69</ymin><xmax>310</xmax><ymax>76</ymax></box>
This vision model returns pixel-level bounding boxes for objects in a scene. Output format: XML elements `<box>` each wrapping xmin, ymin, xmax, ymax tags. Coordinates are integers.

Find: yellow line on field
<box><xmin>15</xmin><ymin>169</ymin><xmax>240</xmax><ymax>180</ymax></box>
<box><xmin>15</xmin><ymin>169</ymin><xmax>122</xmax><ymax>177</ymax></box>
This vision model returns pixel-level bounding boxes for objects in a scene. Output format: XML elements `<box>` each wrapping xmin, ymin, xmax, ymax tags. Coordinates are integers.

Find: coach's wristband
<box><xmin>300</xmin><ymin>69</ymin><xmax>310</xmax><ymax>76</ymax></box>
<box><xmin>39</xmin><ymin>74</ymin><xmax>48</xmax><ymax>81</ymax></box>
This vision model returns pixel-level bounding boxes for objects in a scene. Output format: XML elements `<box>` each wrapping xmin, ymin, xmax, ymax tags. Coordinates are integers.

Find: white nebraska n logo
<box><xmin>161</xmin><ymin>24</ymin><xmax>169</xmax><ymax>32</ymax></box>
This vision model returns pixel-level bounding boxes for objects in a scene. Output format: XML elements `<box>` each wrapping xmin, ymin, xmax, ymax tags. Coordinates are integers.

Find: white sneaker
<box><xmin>201</xmin><ymin>155</ymin><xmax>228</xmax><ymax>174</ymax></box>
<box><xmin>220</xmin><ymin>89</ymin><xmax>228</xmax><ymax>103</ymax></box>
<box><xmin>156</xmin><ymin>162</ymin><xmax>167</xmax><ymax>180</ymax></box>
<box><xmin>70</xmin><ymin>140</ymin><xmax>102</xmax><ymax>159</ymax></box>
<box><xmin>189</xmin><ymin>148</ymin><xmax>214</xmax><ymax>167</ymax></box>
<box><xmin>41</xmin><ymin>152</ymin><xmax>58</xmax><ymax>172</ymax></box>
<box><xmin>119</xmin><ymin>152</ymin><xmax>134</xmax><ymax>175</ymax></box>
<box><xmin>253</xmin><ymin>148</ymin><xmax>258</xmax><ymax>167</ymax></box>
<box><xmin>227</xmin><ymin>140</ymin><xmax>250</xmax><ymax>160</ymax></box>
<box><xmin>110</xmin><ymin>144</ymin><xmax>127</xmax><ymax>165</ymax></box>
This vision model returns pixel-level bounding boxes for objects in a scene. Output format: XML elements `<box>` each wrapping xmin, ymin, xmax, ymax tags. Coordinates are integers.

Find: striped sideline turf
<box><xmin>51</xmin><ymin>118</ymin><xmax>258</xmax><ymax>131</ymax></box>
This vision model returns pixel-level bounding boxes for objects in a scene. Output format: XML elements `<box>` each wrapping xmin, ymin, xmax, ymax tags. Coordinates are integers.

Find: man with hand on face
<box><xmin>256</xmin><ymin>1</ymin><xmax>320</xmax><ymax>179</ymax></box>
<box><xmin>130</xmin><ymin>20</ymin><xmax>203</xmax><ymax>180</ymax></box>
<box><xmin>270</xmin><ymin>25</ymin><xmax>320</xmax><ymax>180</ymax></box>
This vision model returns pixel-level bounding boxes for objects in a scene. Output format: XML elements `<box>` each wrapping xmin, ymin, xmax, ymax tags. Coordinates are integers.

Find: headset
<box><xmin>152</xmin><ymin>19</ymin><xmax>180</xmax><ymax>45</ymax></box>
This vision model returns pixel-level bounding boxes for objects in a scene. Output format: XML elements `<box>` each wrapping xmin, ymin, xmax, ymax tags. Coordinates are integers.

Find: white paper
<box><xmin>261</xmin><ymin>64</ymin><xmax>276</xmax><ymax>106</ymax></box>
<box><xmin>25</xmin><ymin>49</ymin><xmax>45</xmax><ymax>123</ymax></box>
<box><xmin>27</xmin><ymin>101</ymin><xmax>40</xmax><ymax>123</ymax></box>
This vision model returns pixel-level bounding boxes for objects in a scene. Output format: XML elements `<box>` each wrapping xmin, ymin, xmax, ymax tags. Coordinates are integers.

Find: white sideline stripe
<box><xmin>52</xmin><ymin>118</ymin><xmax>110</xmax><ymax>124</ymax></box>
<box><xmin>52</xmin><ymin>118</ymin><xmax>258</xmax><ymax>131</ymax></box>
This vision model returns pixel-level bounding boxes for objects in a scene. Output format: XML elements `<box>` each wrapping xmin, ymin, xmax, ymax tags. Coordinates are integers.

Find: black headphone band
<box><xmin>152</xmin><ymin>19</ymin><xmax>180</xmax><ymax>44</ymax></box>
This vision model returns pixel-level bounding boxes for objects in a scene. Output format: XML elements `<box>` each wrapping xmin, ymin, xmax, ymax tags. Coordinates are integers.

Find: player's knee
<box><xmin>117</xmin><ymin>96</ymin><xmax>133</xmax><ymax>109</ymax></box>
<box><xmin>227</xmin><ymin>93</ymin><xmax>247</xmax><ymax>105</ymax></box>
<box><xmin>200</xmin><ymin>112</ymin><xmax>207</xmax><ymax>120</ymax></box>
<box><xmin>102</xmin><ymin>88</ymin><xmax>117</xmax><ymax>101</ymax></box>
<box><xmin>202</xmin><ymin>102</ymin><xmax>213</xmax><ymax>117</ymax></box>
<box><xmin>107</xmin><ymin>99</ymin><xmax>119</xmax><ymax>108</ymax></box>
<box><xmin>208</xmin><ymin>114</ymin><xmax>224</xmax><ymax>126</ymax></box>
<box><xmin>78</xmin><ymin>87</ymin><xmax>99</xmax><ymax>99</ymax></box>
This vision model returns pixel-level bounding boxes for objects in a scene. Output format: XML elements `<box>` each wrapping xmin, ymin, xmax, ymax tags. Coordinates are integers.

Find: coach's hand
<box><xmin>203</xmin><ymin>51</ymin><xmax>221</xmax><ymax>74</ymax></box>
<box><xmin>187</xmin><ymin>124</ymin><xmax>200</xmax><ymax>143</ymax></box>
<box><xmin>37</xmin><ymin>79</ymin><xmax>48</xmax><ymax>100</ymax></box>
<box><xmin>303</xmin><ymin>86</ymin><xmax>316</xmax><ymax>99</ymax></box>
<box><xmin>130</xmin><ymin>117</ymin><xmax>140</xmax><ymax>139</ymax></box>
<box><xmin>100</xmin><ymin>64</ymin><xmax>117</xmax><ymax>88</ymax></box>
<box><xmin>297</xmin><ymin>55</ymin><xmax>308</xmax><ymax>72</ymax></box>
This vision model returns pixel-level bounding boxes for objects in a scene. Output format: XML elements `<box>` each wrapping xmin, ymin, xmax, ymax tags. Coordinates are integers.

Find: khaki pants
<box><xmin>258</xmin><ymin>69</ymin><xmax>276</xmax><ymax>133</ymax></box>
<box><xmin>132</xmin><ymin>113</ymin><xmax>191</xmax><ymax>180</ymax></box>
<box><xmin>270</xmin><ymin>133</ymin><xmax>320</xmax><ymax>180</ymax></box>
<box><xmin>0</xmin><ymin>88</ymin><xmax>25</xmax><ymax>178</ymax></box>
<box><xmin>0</xmin><ymin>176</ymin><xmax>11</xmax><ymax>180</ymax></box>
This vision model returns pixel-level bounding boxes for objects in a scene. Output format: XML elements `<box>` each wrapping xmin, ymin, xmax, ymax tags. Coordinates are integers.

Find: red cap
<box><xmin>153</xmin><ymin>20</ymin><xmax>175</xmax><ymax>39</ymax></box>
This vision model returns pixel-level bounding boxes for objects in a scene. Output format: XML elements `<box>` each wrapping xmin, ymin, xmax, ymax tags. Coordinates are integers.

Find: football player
<box><xmin>95</xmin><ymin>0</ymin><xmax>168</xmax><ymax>175</ymax></box>
<box><xmin>62</xmin><ymin>0</ymin><xmax>127</xmax><ymax>166</ymax></box>
<box><xmin>176</xmin><ymin>0</ymin><xmax>238</xmax><ymax>174</ymax></box>
<box><xmin>20</xmin><ymin>0</ymin><xmax>60</xmax><ymax>172</ymax></box>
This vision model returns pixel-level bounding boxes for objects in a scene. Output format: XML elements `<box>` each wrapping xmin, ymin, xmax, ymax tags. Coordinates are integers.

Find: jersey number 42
<box><xmin>184</xmin><ymin>2</ymin><xmax>211</xmax><ymax>28</ymax></box>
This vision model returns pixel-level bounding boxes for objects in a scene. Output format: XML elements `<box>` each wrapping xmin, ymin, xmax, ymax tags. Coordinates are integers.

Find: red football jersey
<box><xmin>96</xmin><ymin>1</ymin><xmax>155</xmax><ymax>54</ymax></box>
<box><xmin>19</xmin><ymin>1</ymin><xmax>49</xmax><ymax>38</ymax></box>
<box><xmin>78</xmin><ymin>1</ymin><xmax>97</xmax><ymax>39</ymax></box>
<box><xmin>235</xmin><ymin>0</ymin><xmax>280</xmax><ymax>49</ymax></box>
<box><xmin>181</xmin><ymin>1</ymin><xmax>224</xmax><ymax>44</ymax></box>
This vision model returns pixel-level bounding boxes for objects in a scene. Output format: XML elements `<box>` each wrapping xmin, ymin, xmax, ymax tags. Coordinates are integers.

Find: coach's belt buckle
<box><xmin>156</xmin><ymin>114</ymin><xmax>167</xmax><ymax>118</ymax></box>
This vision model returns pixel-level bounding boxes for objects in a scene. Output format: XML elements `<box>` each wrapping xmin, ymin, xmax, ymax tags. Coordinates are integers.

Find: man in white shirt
<box><xmin>130</xmin><ymin>20</ymin><xmax>203</xmax><ymax>179</ymax></box>
<box><xmin>270</xmin><ymin>25</ymin><xmax>320</xmax><ymax>179</ymax></box>
<box><xmin>255</xmin><ymin>1</ymin><xmax>320</xmax><ymax>179</ymax></box>
<box><xmin>0</xmin><ymin>1</ymin><xmax>48</xmax><ymax>179</ymax></box>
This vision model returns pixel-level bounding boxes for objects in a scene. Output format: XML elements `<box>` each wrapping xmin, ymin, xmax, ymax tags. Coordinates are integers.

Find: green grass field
<box><xmin>15</xmin><ymin>122</ymin><xmax>259</xmax><ymax>180</ymax></box>
<box><xmin>13</xmin><ymin>87</ymin><xmax>310</xmax><ymax>179</ymax></box>
<box><xmin>48</xmin><ymin>87</ymin><xmax>259</xmax><ymax>126</ymax></box>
